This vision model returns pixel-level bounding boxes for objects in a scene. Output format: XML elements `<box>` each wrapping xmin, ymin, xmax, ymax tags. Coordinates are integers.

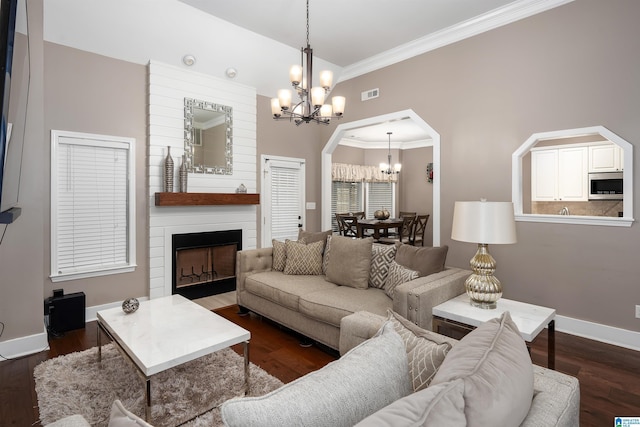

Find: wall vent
<box><xmin>361</xmin><ymin>88</ymin><xmax>379</xmax><ymax>101</ymax></box>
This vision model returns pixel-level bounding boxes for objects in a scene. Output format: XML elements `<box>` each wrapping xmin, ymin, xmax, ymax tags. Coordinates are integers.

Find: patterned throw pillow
<box><xmin>284</xmin><ymin>239</ymin><xmax>324</xmax><ymax>275</ymax></box>
<box><xmin>272</xmin><ymin>239</ymin><xmax>286</xmax><ymax>272</ymax></box>
<box><xmin>369</xmin><ymin>243</ymin><xmax>398</xmax><ymax>288</ymax></box>
<box><xmin>387</xmin><ymin>310</ymin><xmax>452</xmax><ymax>392</ymax></box>
<box><xmin>383</xmin><ymin>261</ymin><xmax>419</xmax><ymax>298</ymax></box>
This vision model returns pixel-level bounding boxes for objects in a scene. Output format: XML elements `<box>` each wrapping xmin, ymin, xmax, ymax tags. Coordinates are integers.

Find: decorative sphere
<box><xmin>374</xmin><ymin>209</ymin><xmax>390</xmax><ymax>220</ymax></box>
<box><xmin>122</xmin><ymin>298</ymin><xmax>140</xmax><ymax>314</ymax></box>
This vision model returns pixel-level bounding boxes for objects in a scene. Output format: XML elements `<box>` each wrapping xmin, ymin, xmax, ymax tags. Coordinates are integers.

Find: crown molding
<box><xmin>337</xmin><ymin>0</ymin><xmax>575</xmax><ymax>83</ymax></box>
<box><xmin>339</xmin><ymin>138</ymin><xmax>432</xmax><ymax>150</ymax></box>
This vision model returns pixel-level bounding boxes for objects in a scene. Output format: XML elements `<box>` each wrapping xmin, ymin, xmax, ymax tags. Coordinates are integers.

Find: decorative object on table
<box><xmin>179</xmin><ymin>155</ymin><xmax>188</xmax><ymax>192</ymax></box>
<box><xmin>33</xmin><ymin>343</ymin><xmax>283</xmax><ymax>427</ymax></box>
<box><xmin>451</xmin><ymin>199</ymin><xmax>517</xmax><ymax>309</ymax></box>
<box><xmin>163</xmin><ymin>146</ymin><xmax>174</xmax><ymax>192</ymax></box>
<box><xmin>380</xmin><ymin>132</ymin><xmax>401</xmax><ymax>175</ymax></box>
<box><xmin>426</xmin><ymin>163</ymin><xmax>433</xmax><ymax>183</ymax></box>
<box><xmin>374</xmin><ymin>208</ymin><xmax>390</xmax><ymax>220</ymax></box>
<box><xmin>270</xmin><ymin>0</ymin><xmax>345</xmax><ymax>125</ymax></box>
<box><xmin>121</xmin><ymin>298</ymin><xmax>139</xmax><ymax>314</ymax></box>
<box><xmin>236</xmin><ymin>183</ymin><xmax>247</xmax><ymax>193</ymax></box>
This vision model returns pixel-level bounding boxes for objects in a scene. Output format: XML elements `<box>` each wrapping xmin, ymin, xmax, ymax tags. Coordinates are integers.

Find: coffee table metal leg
<box><xmin>97</xmin><ymin>322</ymin><xmax>102</xmax><ymax>364</ymax></box>
<box><xmin>243</xmin><ymin>341</ymin><xmax>250</xmax><ymax>395</ymax></box>
<box><xmin>548</xmin><ymin>319</ymin><xmax>555</xmax><ymax>370</ymax></box>
<box><xmin>145</xmin><ymin>378</ymin><xmax>151</xmax><ymax>421</ymax></box>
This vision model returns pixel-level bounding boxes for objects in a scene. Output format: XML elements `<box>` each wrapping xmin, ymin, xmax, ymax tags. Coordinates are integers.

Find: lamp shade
<box><xmin>451</xmin><ymin>201</ymin><xmax>517</xmax><ymax>244</ymax></box>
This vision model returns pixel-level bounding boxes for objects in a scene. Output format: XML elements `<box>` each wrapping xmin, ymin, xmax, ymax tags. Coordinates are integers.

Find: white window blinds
<box><xmin>264</xmin><ymin>158</ymin><xmax>305</xmax><ymax>242</ymax></box>
<box><xmin>331</xmin><ymin>181</ymin><xmax>363</xmax><ymax>232</ymax></box>
<box><xmin>366</xmin><ymin>182</ymin><xmax>395</xmax><ymax>219</ymax></box>
<box><xmin>51</xmin><ymin>131</ymin><xmax>136</xmax><ymax>281</ymax></box>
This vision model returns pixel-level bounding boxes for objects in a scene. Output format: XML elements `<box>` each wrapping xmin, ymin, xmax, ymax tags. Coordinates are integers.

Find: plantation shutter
<box><xmin>51</xmin><ymin>131</ymin><xmax>136</xmax><ymax>281</ymax></box>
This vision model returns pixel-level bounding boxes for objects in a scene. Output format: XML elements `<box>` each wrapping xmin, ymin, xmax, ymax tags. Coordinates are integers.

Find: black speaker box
<box><xmin>45</xmin><ymin>291</ymin><xmax>86</xmax><ymax>333</ymax></box>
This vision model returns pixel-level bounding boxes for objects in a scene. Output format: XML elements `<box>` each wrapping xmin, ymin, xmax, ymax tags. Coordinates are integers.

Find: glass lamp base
<box><xmin>465</xmin><ymin>243</ymin><xmax>502</xmax><ymax>310</ymax></box>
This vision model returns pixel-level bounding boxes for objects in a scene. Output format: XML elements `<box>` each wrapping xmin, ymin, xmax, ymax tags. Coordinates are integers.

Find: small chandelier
<box><xmin>270</xmin><ymin>0</ymin><xmax>345</xmax><ymax>125</ymax></box>
<box><xmin>380</xmin><ymin>132</ymin><xmax>401</xmax><ymax>175</ymax></box>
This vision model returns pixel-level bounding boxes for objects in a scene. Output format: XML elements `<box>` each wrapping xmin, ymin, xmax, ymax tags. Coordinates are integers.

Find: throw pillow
<box><xmin>324</xmin><ymin>236</ymin><xmax>373</xmax><ymax>289</ymax></box>
<box><xmin>272</xmin><ymin>239</ymin><xmax>286</xmax><ymax>272</ymax></box>
<box><xmin>368</xmin><ymin>243</ymin><xmax>398</xmax><ymax>289</ymax></box>
<box><xmin>395</xmin><ymin>244</ymin><xmax>448</xmax><ymax>277</ymax></box>
<box><xmin>383</xmin><ymin>260</ymin><xmax>419</xmax><ymax>298</ymax></box>
<box><xmin>221</xmin><ymin>321</ymin><xmax>412</xmax><ymax>427</ymax></box>
<box><xmin>354</xmin><ymin>379</ymin><xmax>467</xmax><ymax>427</ymax></box>
<box><xmin>107</xmin><ymin>400</ymin><xmax>153</xmax><ymax>427</ymax></box>
<box><xmin>431</xmin><ymin>311</ymin><xmax>534</xmax><ymax>427</ymax></box>
<box><xmin>388</xmin><ymin>310</ymin><xmax>452</xmax><ymax>391</ymax></box>
<box><xmin>297</xmin><ymin>229</ymin><xmax>332</xmax><ymax>253</ymax></box>
<box><xmin>283</xmin><ymin>239</ymin><xmax>324</xmax><ymax>275</ymax></box>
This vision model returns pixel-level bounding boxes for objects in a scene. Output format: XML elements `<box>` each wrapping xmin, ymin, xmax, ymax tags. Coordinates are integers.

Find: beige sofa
<box><xmin>236</xmin><ymin>236</ymin><xmax>470</xmax><ymax>351</ymax></box>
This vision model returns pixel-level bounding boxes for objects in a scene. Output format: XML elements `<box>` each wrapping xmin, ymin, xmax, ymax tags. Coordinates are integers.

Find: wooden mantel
<box><xmin>154</xmin><ymin>192</ymin><xmax>260</xmax><ymax>206</ymax></box>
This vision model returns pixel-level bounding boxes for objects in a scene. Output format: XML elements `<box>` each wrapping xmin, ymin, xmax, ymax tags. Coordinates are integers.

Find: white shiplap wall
<box><xmin>148</xmin><ymin>61</ymin><xmax>257</xmax><ymax>299</ymax></box>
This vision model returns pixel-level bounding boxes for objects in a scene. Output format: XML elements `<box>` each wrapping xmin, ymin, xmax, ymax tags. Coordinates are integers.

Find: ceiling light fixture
<box><xmin>182</xmin><ymin>54</ymin><xmax>196</xmax><ymax>66</ymax></box>
<box><xmin>380</xmin><ymin>132</ymin><xmax>401</xmax><ymax>175</ymax></box>
<box><xmin>270</xmin><ymin>0</ymin><xmax>345</xmax><ymax>126</ymax></box>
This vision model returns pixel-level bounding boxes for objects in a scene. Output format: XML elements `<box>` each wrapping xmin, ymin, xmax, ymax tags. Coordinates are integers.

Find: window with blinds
<box><xmin>331</xmin><ymin>181</ymin><xmax>363</xmax><ymax>232</ymax></box>
<box><xmin>366</xmin><ymin>182</ymin><xmax>395</xmax><ymax>219</ymax></box>
<box><xmin>50</xmin><ymin>131</ymin><xmax>136</xmax><ymax>282</ymax></box>
<box><xmin>269</xmin><ymin>162</ymin><xmax>303</xmax><ymax>242</ymax></box>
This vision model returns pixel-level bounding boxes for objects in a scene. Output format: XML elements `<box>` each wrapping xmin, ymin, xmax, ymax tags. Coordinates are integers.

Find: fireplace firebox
<box><xmin>171</xmin><ymin>229</ymin><xmax>242</xmax><ymax>299</ymax></box>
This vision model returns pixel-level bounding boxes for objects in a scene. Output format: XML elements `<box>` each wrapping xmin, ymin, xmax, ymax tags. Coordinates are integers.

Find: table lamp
<box><xmin>451</xmin><ymin>200</ymin><xmax>517</xmax><ymax>309</ymax></box>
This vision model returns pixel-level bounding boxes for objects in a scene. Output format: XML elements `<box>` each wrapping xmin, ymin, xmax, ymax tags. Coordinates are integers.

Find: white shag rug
<box><xmin>34</xmin><ymin>343</ymin><xmax>284</xmax><ymax>427</ymax></box>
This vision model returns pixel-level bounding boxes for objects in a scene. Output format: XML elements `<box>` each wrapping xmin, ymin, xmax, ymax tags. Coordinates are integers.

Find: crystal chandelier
<box><xmin>270</xmin><ymin>0</ymin><xmax>345</xmax><ymax>125</ymax></box>
<box><xmin>380</xmin><ymin>132</ymin><xmax>401</xmax><ymax>175</ymax></box>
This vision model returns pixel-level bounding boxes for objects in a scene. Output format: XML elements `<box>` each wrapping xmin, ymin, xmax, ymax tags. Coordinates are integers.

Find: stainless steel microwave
<box><xmin>588</xmin><ymin>172</ymin><xmax>623</xmax><ymax>200</ymax></box>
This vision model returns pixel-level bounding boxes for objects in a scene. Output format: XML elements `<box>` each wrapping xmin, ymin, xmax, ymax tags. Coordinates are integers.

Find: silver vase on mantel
<box><xmin>179</xmin><ymin>155</ymin><xmax>188</xmax><ymax>193</ymax></box>
<box><xmin>164</xmin><ymin>146</ymin><xmax>174</xmax><ymax>192</ymax></box>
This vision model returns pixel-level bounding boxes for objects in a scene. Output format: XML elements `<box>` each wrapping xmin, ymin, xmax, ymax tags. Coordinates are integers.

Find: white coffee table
<box><xmin>97</xmin><ymin>294</ymin><xmax>250</xmax><ymax>421</ymax></box>
<box><xmin>432</xmin><ymin>293</ymin><xmax>555</xmax><ymax>369</ymax></box>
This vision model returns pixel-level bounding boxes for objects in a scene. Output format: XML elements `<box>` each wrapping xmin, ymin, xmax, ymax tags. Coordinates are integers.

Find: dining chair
<box><xmin>351</xmin><ymin>211</ymin><xmax>366</xmax><ymax>219</ymax></box>
<box><xmin>411</xmin><ymin>214</ymin><xmax>430</xmax><ymax>246</ymax></box>
<box><xmin>335</xmin><ymin>214</ymin><xmax>359</xmax><ymax>238</ymax></box>
<box><xmin>399</xmin><ymin>211</ymin><xmax>416</xmax><ymax>218</ymax></box>
<box><xmin>379</xmin><ymin>215</ymin><xmax>416</xmax><ymax>244</ymax></box>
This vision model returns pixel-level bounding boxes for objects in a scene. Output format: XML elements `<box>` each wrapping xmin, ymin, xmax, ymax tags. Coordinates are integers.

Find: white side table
<box><xmin>432</xmin><ymin>293</ymin><xmax>555</xmax><ymax>369</ymax></box>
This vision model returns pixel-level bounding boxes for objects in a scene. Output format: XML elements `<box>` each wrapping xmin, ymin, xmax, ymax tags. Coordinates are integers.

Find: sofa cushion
<box><xmin>284</xmin><ymin>239</ymin><xmax>324</xmax><ymax>275</ymax></box>
<box><xmin>325</xmin><ymin>236</ymin><xmax>373</xmax><ymax>289</ymax></box>
<box><xmin>221</xmin><ymin>321</ymin><xmax>412</xmax><ymax>427</ymax></box>
<box><xmin>272</xmin><ymin>239</ymin><xmax>287</xmax><ymax>272</ymax></box>
<box><xmin>395</xmin><ymin>244</ymin><xmax>448</xmax><ymax>277</ymax></box>
<box><xmin>431</xmin><ymin>311</ymin><xmax>534</xmax><ymax>427</ymax></box>
<box><xmin>383</xmin><ymin>261</ymin><xmax>419</xmax><ymax>298</ymax></box>
<box><xmin>300</xmin><ymin>286</ymin><xmax>392</xmax><ymax>327</ymax></box>
<box><xmin>388</xmin><ymin>310</ymin><xmax>452</xmax><ymax>391</ymax></box>
<box><xmin>321</xmin><ymin>234</ymin><xmax>333</xmax><ymax>274</ymax></box>
<box><xmin>354</xmin><ymin>379</ymin><xmax>467</xmax><ymax>427</ymax></box>
<box><xmin>245</xmin><ymin>271</ymin><xmax>337</xmax><ymax>311</ymax></box>
<box><xmin>369</xmin><ymin>243</ymin><xmax>398</xmax><ymax>289</ymax></box>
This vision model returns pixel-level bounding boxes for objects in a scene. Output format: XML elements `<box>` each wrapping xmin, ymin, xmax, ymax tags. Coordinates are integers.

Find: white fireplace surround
<box><xmin>148</xmin><ymin>61</ymin><xmax>258</xmax><ymax>300</ymax></box>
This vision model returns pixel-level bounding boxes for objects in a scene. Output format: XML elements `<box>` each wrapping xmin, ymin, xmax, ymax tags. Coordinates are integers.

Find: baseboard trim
<box><xmin>0</xmin><ymin>325</ymin><xmax>49</xmax><ymax>362</ymax></box>
<box><xmin>556</xmin><ymin>315</ymin><xmax>640</xmax><ymax>352</ymax></box>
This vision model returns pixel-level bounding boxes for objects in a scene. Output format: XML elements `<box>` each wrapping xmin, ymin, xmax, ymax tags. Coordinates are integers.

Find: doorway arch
<box><xmin>321</xmin><ymin>109</ymin><xmax>442</xmax><ymax>245</ymax></box>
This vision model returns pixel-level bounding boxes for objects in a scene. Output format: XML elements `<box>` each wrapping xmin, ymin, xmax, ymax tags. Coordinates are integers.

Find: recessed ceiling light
<box><xmin>182</xmin><ymin>55</ymin><xmax>196</xmax><ymax>66</ymax></box>
<box><xmin>226</xmin><ymin>67</ymin><xmax>238</xmax><ymax>79</ymax></box>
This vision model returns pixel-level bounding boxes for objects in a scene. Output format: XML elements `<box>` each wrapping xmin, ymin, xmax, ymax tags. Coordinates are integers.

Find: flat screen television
<box><xmin>0</xmin><ymin>0</ymin><xmax>28</xmax><ymax>224</ymax></box>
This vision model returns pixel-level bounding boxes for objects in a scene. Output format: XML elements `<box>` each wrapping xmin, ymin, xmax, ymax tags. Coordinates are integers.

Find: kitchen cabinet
<box><xmin>589</xmin><ymin>143</ymin><xmax>623</xmax><ymax>172</ymax></box>
<box><xmin>532</xmin><ymin>147</ymin><xmax>588</xmax><ymax>202</ymax></box>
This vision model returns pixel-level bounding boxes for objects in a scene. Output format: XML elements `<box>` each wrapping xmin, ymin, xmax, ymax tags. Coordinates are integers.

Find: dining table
<box><xmin>356</xmin><ymin>218</ymin><xmax>404</xmax><ymax>240</ymax></box>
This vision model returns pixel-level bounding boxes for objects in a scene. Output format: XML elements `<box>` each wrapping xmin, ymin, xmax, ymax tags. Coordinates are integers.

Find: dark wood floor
<box><xmin>1</xmin><ymin>305</ymin><xmax>638</xmax><ymax>426</ymax></box>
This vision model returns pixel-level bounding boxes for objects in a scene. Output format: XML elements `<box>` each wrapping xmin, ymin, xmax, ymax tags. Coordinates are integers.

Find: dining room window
<box><xmin>365</xmin><ymin>182</ymin><xmax>396</xmax><ymax>219</ymax></box>
<box><xmin>331</xmin><ymin>181</ymin><xmax>363</xmax><ymax>232</ymax></box>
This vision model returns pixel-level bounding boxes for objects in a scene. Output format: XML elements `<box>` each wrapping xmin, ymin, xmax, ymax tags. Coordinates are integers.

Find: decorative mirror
<box><xmin>184</xmin><ymin>98</ymin><xmax>233</xmax><ymax>175</ymax></box>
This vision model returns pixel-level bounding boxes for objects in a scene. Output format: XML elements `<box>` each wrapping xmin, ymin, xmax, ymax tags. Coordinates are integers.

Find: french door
<box><xmin>261</xmin><ymin>155</ymin><xmax>306</xmax><ymax>246</ymax></box>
